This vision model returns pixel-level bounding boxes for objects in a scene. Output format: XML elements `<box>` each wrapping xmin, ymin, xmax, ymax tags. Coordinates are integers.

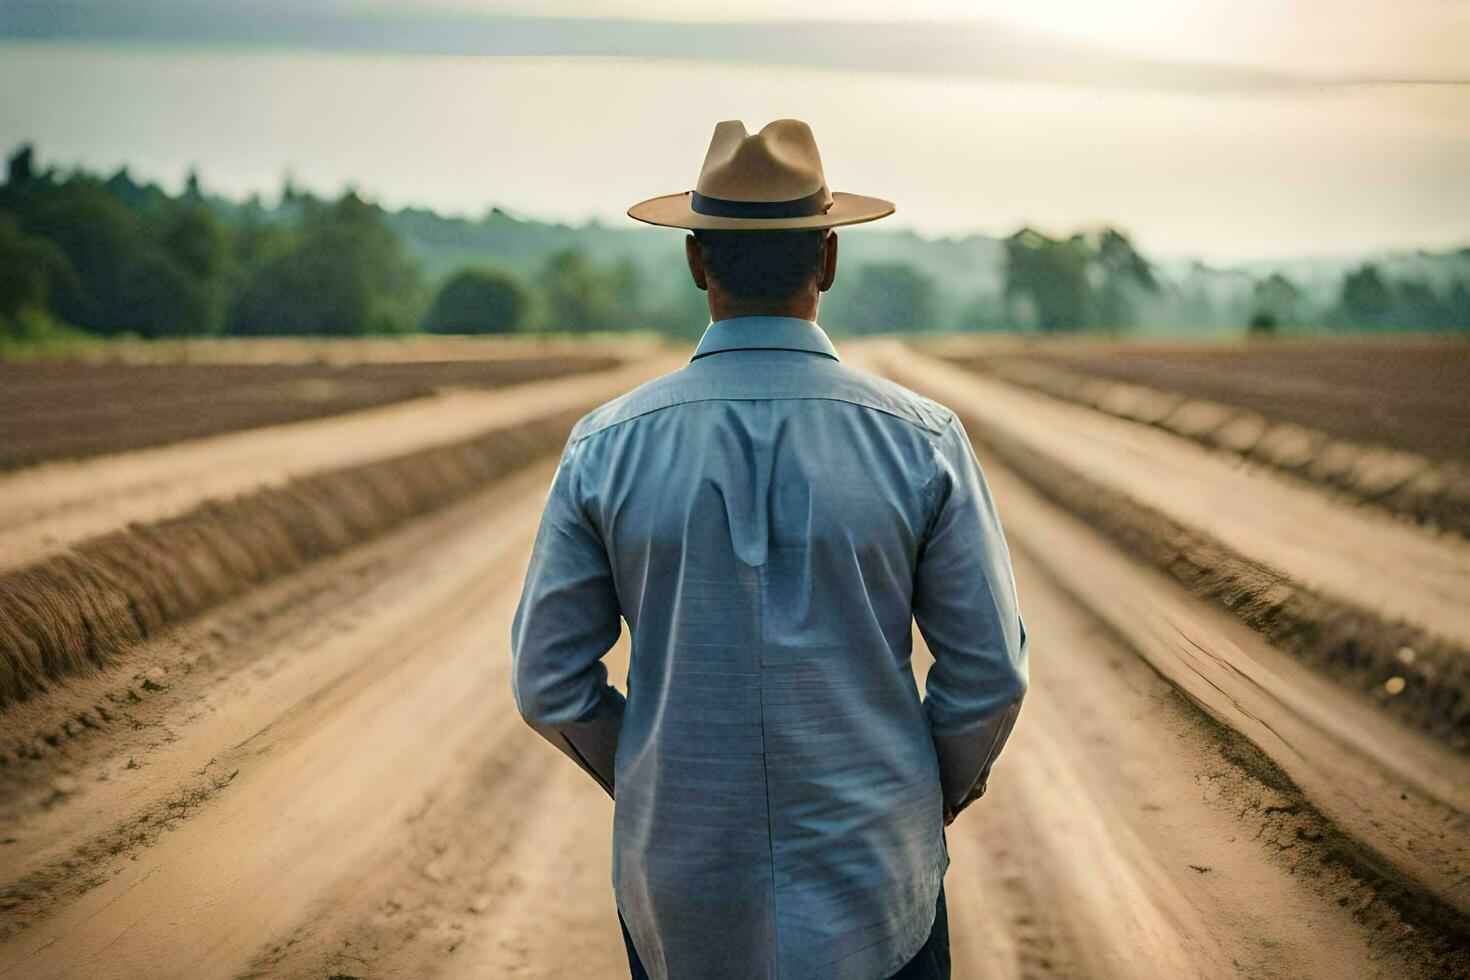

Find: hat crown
<box><xmin>695</xmin><ymin>119</ymin><xmax>833</xmax><ymax>207</ymax></box>
<box><xmin>625</xmin><ymin>116</ymin><xmax>893</xmax><ymax>230</ymax></box>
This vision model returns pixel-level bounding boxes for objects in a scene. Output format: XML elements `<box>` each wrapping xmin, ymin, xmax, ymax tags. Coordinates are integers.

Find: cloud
<box><xmin>0</xmin><ymin>4</ymin><xmax>1337</xmax><ymax>91</ymax></box>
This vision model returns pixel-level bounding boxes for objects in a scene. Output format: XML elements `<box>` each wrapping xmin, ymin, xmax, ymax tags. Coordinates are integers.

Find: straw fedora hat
<box><xmin>627</xmin><ymin>119</ymin><xmax>895</xmax><ymax>231</ymax></box>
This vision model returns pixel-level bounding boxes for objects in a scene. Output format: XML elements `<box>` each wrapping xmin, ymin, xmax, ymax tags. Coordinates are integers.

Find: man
<box><xmin>511</xmin><ymin>119</ymin><xmax>1028</xmax><ymax>979</ymax></box>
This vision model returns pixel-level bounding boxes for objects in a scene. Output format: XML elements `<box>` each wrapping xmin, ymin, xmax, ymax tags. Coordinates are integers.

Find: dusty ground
<box><xmin>874</xmin><ymin>343</ymin><xmax>1470</xmax><ymax>649</ymax></box>
<box><xmin>1</xmin><ymin>433</ymin><xmax>1461</xmax><ymax>978</ymax></box>
<box><xmin>0</xmin><ymin>340</ymin><xmax>1465</xmax><ymax>977</ymax></box>
<box><xmin>0</xmin><ymin>358</ymin><xmax>670</xmax><ymax>574</ymax></box>
<box><xmin>946</xmin><ymin>336</ymin><xmax>1470</xmax><ymax>463</ymax></box>
<box><xmin>0</xmin><ymin>355</ymin><xmax>619</xmax><ymax>471</ymax></box>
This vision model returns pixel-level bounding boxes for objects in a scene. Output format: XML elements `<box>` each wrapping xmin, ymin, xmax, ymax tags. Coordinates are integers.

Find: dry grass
<box><xmin>0</xmin><ymin>409</ymin><xmax>582</xmax><ymax>708</ymax></box>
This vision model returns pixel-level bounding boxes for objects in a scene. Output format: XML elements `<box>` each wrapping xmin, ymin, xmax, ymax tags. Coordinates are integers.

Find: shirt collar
<box><xmin>690</xmin><ymin>316</ymin><xmax>841</xmax><ymax>363</ymax></box>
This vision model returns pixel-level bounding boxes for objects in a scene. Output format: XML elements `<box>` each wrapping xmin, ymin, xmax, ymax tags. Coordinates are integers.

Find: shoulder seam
<box><xmin>570</xmin><ymin>392</ymin><xmax>951</xmax><ymax>443</ymax></box>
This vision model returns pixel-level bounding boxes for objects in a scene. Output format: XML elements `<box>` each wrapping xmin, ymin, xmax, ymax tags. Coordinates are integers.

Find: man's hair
<box><xmin>693</xmin><ymin>229</ymin><xmax>827</xmax><ymax>302</ymax></box>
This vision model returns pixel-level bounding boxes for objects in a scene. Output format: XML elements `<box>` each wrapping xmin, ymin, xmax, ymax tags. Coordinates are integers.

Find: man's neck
<box><xmin>708</xmin><ymin>294</ymin><xmax>819</xmax><ymax>323</ymax></box>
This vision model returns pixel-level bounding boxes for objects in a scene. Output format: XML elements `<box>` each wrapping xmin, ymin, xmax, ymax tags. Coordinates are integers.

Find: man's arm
<box><xmin>913</xmin><ymin>414</ymin><xmax>1029</xmax><ymax>823</ymax></box>
<box><xmin>510</xmin><ymin>435</ymin><xmax>625</xmax><ymax>798</ymax></box>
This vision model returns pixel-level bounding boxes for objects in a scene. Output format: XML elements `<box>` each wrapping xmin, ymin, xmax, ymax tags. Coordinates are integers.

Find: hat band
<box><xmin>690</xmin><ymin>187</ymin><xmax>831</xmax><ymax>219</ymax></box>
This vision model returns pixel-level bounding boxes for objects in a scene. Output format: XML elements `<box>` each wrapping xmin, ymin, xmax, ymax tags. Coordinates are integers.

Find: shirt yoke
<box><xmin>567</xmin><ymin>356</ymin><xmax>958</xmax><ymax>446</ymax></box>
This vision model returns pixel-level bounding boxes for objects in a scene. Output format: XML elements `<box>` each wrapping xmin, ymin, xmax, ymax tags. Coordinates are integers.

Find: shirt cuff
<box><xmin>931</xmin><ymin>700</ymin><xmax>1021</xmax><ymax>818</ymax></box>
<box><xmin>525</xmin><ymin>685</ymin><xmax>626</xmax><ymax>799</ymax></box>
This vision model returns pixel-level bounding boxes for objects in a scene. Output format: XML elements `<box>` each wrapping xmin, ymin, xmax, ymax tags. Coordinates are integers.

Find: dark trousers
<box><xmin>618</xmin><ymin>883</ymin><xmax>951</xmax><ymax>979</ymax></box>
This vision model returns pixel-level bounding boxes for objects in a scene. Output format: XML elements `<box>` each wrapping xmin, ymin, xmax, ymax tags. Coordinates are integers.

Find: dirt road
<box><xmin>1</xmin><ymin>426</ymin><xmax>1455</xmax><ymax>976</ymax></box>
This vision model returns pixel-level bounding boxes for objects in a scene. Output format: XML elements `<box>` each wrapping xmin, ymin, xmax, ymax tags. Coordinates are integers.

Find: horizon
<box><xmin>10</xmin><ymin>136</ymin><xmax>1467</xmax><ymax>275</ymax></box>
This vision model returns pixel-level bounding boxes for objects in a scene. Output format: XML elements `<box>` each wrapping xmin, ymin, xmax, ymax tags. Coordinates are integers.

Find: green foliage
<box><xmin>825</xmin><ymin>262</ymin><xmax>938</xmax><ymax>334</ymax></box>
<box><xmin>642</xmin><ymin>284</ymin><xmax>710</xmax><ymax>341</ymax></box>
<box><xmin>1247</xmin><ymin>312</ymin><xmax>1277</xmax><ymax>335</ymax></box>
<box><xmin>1003</xmin><ymin>229</ymin><xmax>1090</xmax><ymax>331</ymax></box>
<box><xmin>1328</xmin><ymin>263</ymin><xmax>1470</xmax><ymax>332</ymax></box>
<box><xmin>3</xmin><ymin>144</ymin><xmax>1465</xmax><ymax>342</ymax></box>
<box><xmin>956</xmin><ymin>291</ymin><xmax>1007</xmax><ymax>332</ymax></box>
<box><xmin>1336</xmin><ymin>264</ymin><xmax>1394</xmax><ymax>329</ymax></box>
<box><xmin>1251</xmin><ymin>273</ymin><xmax>1299</xmax><ymax>331</ymax></box>
<box><xmin>119</xmin><ymin>252</ymin><xmax>215</xmax><ymax>338</ymax></box>
<box><xmin>1091</xmin><ymin>228</ymin><xmax>1158</xmax><ymax>330</ymax></box>
<box><xmin>0</xmin><ymin>308</ymin><xmax>98</xmax><ymax>354</ymax></box>
<box><xmin>229</xmin><ymin>193</ymin><xmax>424</xmax><ymax>336</ymax></box>
<box><xmin>1</xmin><ymin>159</ymin><xmax>234</xmax><ymax>336</ymax></box>
<box><xmin>6</xmin><ymin>144</ymin><xmax>36</xmax><ymax>188</ymax></box>
<box><xmin>14</xmin><ymin>180</ymin><xmax>142</xmax><ymax>334</ymax></box>
<box><xmin>424</xmin><ymin>266</ymin><xmax>532</xmax><ymax>334</ymax></box>
<box><xmin>1003</xmin><ymin>227</ymin><xmax>1157</xmax><ymax>332</ymax></box>
<box><xmin>536</xmin><ymin>248</ymin><xmax>622</xmax><ymax>333</ymax></box>
<box><xmin>0</xmin><ymin>209</ymin><xmax>75</xmax><ymax>318</ymax></box>
<box><xmin>162</xmin><ymin>202</ymin><xmax>231</xmax><ymax>282</ymax></box>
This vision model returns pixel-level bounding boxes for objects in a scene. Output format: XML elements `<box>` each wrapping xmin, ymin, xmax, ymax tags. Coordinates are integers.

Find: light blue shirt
<box><xmin>511</xmin><ymin>316</ymin><xmax>1028</xmax><ymax>979</ymax></box>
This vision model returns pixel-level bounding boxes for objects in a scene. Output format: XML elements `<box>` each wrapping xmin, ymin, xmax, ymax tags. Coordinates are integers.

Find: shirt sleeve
<box><xmin>510</xmin><ymin>434</ymin><xmax>626</xmax><ymax>799</ymax></box>
<box><xmin>913</xmin><ymin>414</ymin><xmax>1029</xmax><ymax>821</ymax></box>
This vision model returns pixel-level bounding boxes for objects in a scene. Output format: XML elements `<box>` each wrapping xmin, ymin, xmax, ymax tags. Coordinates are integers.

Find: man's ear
<box><xmin>818</xmin><ymin>230</ymin><xmax>838</xmax><ymax>292</ymax></box>
<box><xmin>685</xmin><ymin>234</ymin><xmax>708</xmax><ymax>291</ymax></box>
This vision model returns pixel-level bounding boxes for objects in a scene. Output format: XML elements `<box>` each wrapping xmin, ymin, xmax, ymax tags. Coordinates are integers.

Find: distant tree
<box><xmin>102</xmin><ymin>166</ymin><xmax>167</xmax><ymax>212</ymax></box>
<box><xmin>6</xmin><ymin>145</ymin><xmax>35</xmax><ymax>188</ymax></box>
<box><xmin>957</xmin><ymin>291</ymin><xmax>1006</xmax><ymax>331</ymax></box>
<box><xmin>157</xmin><ymin>202</ymin><xmax>232</xmax><ymax>333</ymax></box>
<box><xmin>610</xmin><ymin>255</ymin><xmax>645</xmax><ymax>325</ymax></box>
<box><xmin>1090</xmin><ymin>228</ymin><xmax>1158</xmax><ymax>330</ymax></box>
<box><xmin>1003</xmin><ymin>228</ymin><xmax>1091</xmax><ymax>332</ymax></box>
<box><xmin>828</xmin><ymin>262</ymin><xmax>937</xmax><ymax>334</ymax></box>
<box><xmin>643</xmin><ymin>284</ymin><xmax>710</xmax><ymax>341</ymax></box>
<box><xmin>1250</xmin><ymin>273</ymin><xmax>1299</xmax><ymax>332</ymax></box>
<box><xmin>1161</xmin><ymin>263</ymin><xmax>1225</xmax><ymax>330</ymax></box>
<box><xmin>118</xmin><ymin>252</ymin><xmax>213</xmax><ymax>337</ymax></box>
<box><xmin>160</xmin><ymin>202</ymin><xmax>229</xmax><ymax>282</ymax></box>
<box><xmin>229</xmin><ymin>192</ymin><xmax>423</xmax><ymax>335</ymax></box>
<box><xmin>232</xmin><ymin>217</ymin><xmax>292</xmax><ymax>272</ymax></box>
<box><xmin>0</xmin><ymin>209</ymin><xmax>76</xmax><ymax>318</ymax></box>
<box><xmin>1247</xmin><ymin>312</ymin><xmax>1277</xmax><ymax>336</ymax></box>
<box><xmin>1335</xmin><ymin>264</ymin><xmax>1395</xmax><ymax>330</ymax></box>
<box><xmin>536</xmin><ymin>248</ymin><xmax>621</xmax><ymax>333</ymax></box>
<box><xmin>1003</xmin><ymin>226</ymin><xmax>1158</xmax><ymax>333</ymax></box>
<box><xmin>1395</xmin><ymin>278</ymin><xmax>1442</xmax><ymax>330</ymax></box>
<box><xmin>424</xmin><ymin>267</ymin><xmax>532</xmax><ymax>334</ymax></box>
<box><xmin>16</xmin><ymin>182</ymin><xmax>144</xmax><ymax>334</ymax></box>
<box><xmin>1445</xmin><ymin>280</ymin><xmax>1470</xmax><ymax>330</ymax></box>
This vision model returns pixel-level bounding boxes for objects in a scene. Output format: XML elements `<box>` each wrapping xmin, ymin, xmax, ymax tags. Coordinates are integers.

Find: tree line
<box><xmin>0</xmin><ymin>146</ymin><xmax>707</xmax><ymax>344</ymax></box>
<box><xmin>3</xmin><ymin>145</ymin><xmax>1466</xmax><ymax>343</ymax></box>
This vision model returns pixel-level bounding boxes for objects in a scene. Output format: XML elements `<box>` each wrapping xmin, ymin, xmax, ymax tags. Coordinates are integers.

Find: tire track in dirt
<box><xmin>935</xmin><ymin>552</ymin><xmax>1437</xmax><ymax>979</ymax></box>
<box><xmin>0</xmin><ymin>464</ymin><xmax>562</xmax><ymax>975</ymax></box>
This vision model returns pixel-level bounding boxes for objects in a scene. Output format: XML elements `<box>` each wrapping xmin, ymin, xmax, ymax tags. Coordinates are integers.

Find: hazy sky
<box><xmin>388</xmin><ymin>0</ymin><xmax>1470</xmax><ymax>79</ymax></box>
<box><xmin>1</xmin><ymin>0</ymin><xmax>1466</xmax><ymax>262</ymax></box>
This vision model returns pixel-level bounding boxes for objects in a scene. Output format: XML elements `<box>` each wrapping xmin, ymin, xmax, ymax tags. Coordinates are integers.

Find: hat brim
<box><xmin>626</xmin><ymin>191</ymin><xmax>895</xmax><ymax>231</ymax></box>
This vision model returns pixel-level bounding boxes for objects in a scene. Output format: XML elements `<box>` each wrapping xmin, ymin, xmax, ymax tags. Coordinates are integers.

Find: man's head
<box><xmin>685</xmin><ymin>228</ymin><xmax>839</xmax><ymax>322</ymax></box>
